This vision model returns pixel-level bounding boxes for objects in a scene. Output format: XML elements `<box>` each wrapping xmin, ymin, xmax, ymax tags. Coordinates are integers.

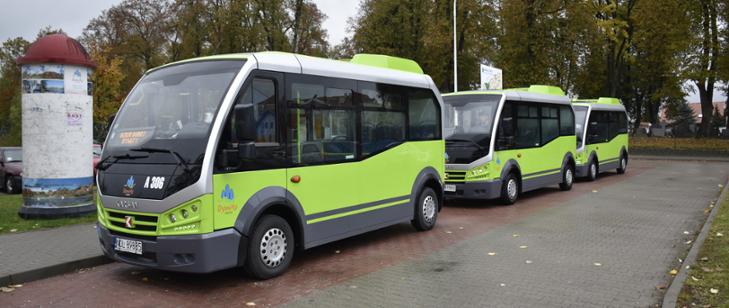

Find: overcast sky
<box><xmin>0</xmin><ymin>0</ymin><xmax>724</xmax><ymax>103</ymax></box>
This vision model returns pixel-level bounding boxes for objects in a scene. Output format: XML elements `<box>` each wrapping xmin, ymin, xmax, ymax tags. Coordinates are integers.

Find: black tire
<box><xmin>586</xmin><ymin>160</ymin><xmax>598</xmax><ymax>181</ymax></box>
<box><xmin>244</xmin><ymin>215</ymin><xmax>295</xmax><ymax>280</ymax></box>
<box><xmin>500</xmin><ymin>172</ymin><xmax>519</xmax><ymax>205</ymax></box>
<box><xmin>411</xmin><ymin>187</ymin><xmax>438</xmax><ymax>231</ymax></box>
<box><xmin>616</xmin><ymin>154</ymin><xmax>628</xmax><ymax>174</ymax></box>
<box><xmin>5</xmin><ymin>176</ymin><xmax>20</xmax><ymax>194</ymax></box>
<box><xmin>559</xmin><ymin>164</ymin><xmax>574</xmax><ymax>191</ymax></box>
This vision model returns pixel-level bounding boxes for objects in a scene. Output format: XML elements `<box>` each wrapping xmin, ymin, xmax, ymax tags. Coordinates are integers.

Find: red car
<box><xmin>0</xmin><ymin>147</ymin><xmax>23</xmax><ymax>194</ymax></box>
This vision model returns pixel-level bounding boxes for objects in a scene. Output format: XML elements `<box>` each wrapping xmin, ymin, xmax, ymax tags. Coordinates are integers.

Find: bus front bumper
<box><xmin>444</xmin><ymin>180</ymin><xmax>502</xmax><ymax>200</ymax></box>
<box><xmin>97</xmin><ymin>223</ymin><xmax>246</xmax><ymax>273</ymax></box>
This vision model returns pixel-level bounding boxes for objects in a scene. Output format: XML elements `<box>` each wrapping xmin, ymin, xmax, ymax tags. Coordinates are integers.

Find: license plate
<box><xmin>114</xmin><ymin>237</ymin><xmax>143</xmax><ymax>255</ymax></box>
<box><xmin>444</xmin><ymin>184</ymin><xmax>457</xmax><ymax>192</ymax></box>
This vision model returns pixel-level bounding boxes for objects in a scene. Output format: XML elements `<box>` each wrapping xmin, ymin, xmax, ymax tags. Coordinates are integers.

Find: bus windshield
<box><xmin>105</xmin><ymin>60</ymin><xmax>244</xmax><ymax>164</ymax></box>
<box><xmin>574</xmin><ymin>106</ymin><xmax>589</xmax><ymax>148</ymax></box>
<box><xmin>444</xmin><ymin>94</ymin><xmax>501</xmax><ymax>148</ymax></box>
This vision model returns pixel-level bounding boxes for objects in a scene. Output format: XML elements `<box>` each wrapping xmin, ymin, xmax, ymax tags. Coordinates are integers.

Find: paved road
<box><xmin>1</xmin><ymin>160</ymin><xmax>727</xmax><ymax>307</ymax></box>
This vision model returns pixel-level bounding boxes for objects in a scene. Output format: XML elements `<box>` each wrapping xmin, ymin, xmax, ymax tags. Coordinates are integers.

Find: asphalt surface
<box><xmin>1</xmin><ymin>159</ymin><xmax>727</xmax><ymax>307</ymax></box>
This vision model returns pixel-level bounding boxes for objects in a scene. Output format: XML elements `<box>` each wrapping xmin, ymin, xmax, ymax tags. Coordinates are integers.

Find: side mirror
<box><xmin>234</xmin><ymin>104</ymin><xmax>257</xmax><ymax>142</ymax></box>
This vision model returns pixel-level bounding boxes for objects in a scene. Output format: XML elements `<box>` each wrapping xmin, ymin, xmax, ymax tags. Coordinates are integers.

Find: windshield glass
<box><xmin>444</xmin><ymin>94</ymin><xmax>501</xmax><ymax>146</ymax></box>
<box><xmin>105</xmin><ymin>60</ymin><xmax>244</xmax><ymax>164</ymax></box>
<box><xmin>4</xmin><ymin>150</ymin><xmax>22</xmax><ymax>162</ymax></box>
<box><xmin>574</xmin><ymin>106</ymin><xmax>588</xmax><ymax>148</ymax></box>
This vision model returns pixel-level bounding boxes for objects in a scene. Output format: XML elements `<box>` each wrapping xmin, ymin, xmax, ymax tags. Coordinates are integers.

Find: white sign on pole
<box><xmin>480</xmin><ymin>65</ymin><xmax>502</xmax><ymax>90</ymax></box>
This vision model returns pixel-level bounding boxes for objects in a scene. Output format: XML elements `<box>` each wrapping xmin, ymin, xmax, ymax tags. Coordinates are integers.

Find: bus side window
<box><xmin>541</xmin><ymin>105</ymin><xmax>559</xmax><ymax>145</ymax></box>
<box><xmin>359</xmin><ymin>82</ymin><xmax>406</xmax><ymax>157</ymax></box>
<box><xmin>216</xmin><ymin>76</ymin><xmax>283</xmax><ymax>172</ymax></box>
<box><xmin>408</xmin><ymin>89</ymin><xmax>440</xmax><ymax>141</ymax></box>
<box><xmin>515</xmin><ymin>103</ymin><xmax>541</xmax><ymax>148</ymax></box>
<box><xmin>559</xmin><ymin>106</ymin><xmax>574</xmax><ymax>136</ymax></box>
<box><xmin>496</xmin><ymin>102</ymin><xmax>515</xmax><ymax>150</ymax></box>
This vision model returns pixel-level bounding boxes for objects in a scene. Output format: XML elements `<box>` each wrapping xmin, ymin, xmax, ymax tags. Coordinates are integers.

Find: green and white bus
<box><xmin>443</xmin><ymin>86</ymin><xmax>576</xmax><ymax>204</ymax></box>
<box><xmin>95</xmin><ymin>52</ymin><xmax>445</xmax><ymax>279</ymax></box>
<box><xmin>572</xmin><ymin>97</ymin><xmax>629</xmax><ymax>180</ymax></box>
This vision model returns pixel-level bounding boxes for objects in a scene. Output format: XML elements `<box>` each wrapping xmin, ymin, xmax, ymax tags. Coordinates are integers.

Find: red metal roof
<box><xmin>16</xmin><ymin>34</ymin><xmax>96</xmax><ymax>68</ymax></box>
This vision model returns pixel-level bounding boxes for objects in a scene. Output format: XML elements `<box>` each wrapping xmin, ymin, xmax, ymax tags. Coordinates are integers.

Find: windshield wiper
<box><xmin>446</xmin><ymin>138</ymin><xmax>486</xmax><ymax>151</ymax></box>
<box><xmin>130</xmin><ymin>147</ymin><xmax>191</xmax><ymax>173</ymax></box>
<box><xmin>96</xmin><ymin>153</ymin><xmax>149</xmax><ymax>171</ymax></box>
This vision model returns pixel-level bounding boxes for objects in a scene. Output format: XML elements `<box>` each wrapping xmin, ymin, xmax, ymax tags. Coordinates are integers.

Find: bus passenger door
<box><xmin>285</xmin><ymin>76</ymin><xmax>361</xmax><ymax>244</ymax></box>
<box><xmin>212</xmin><ymin>71</ymin><xmax>288</xmax><ymax>230</ymax></box>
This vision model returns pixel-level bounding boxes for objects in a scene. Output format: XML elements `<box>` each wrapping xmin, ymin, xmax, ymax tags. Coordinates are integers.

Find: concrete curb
<box><xmin>0</xmin><ymin>255</ymin><xmax>111</xmax><ymax>287</ymax></box>
<box><xmin>662</xmin><ymin>177</ymin><xmax>729</xmax><ymax>308</ymax></box>
<box><xmin>633</xmin><ymin>155</ymin><xmax>729</xmax><ymax>162</ymax></box>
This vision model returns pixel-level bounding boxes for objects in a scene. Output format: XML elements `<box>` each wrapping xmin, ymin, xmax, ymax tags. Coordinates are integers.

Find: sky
<box><xmin>0</xmin><ymin>0</ymin><xmax>724</xmax><ymax>103</ymax></box>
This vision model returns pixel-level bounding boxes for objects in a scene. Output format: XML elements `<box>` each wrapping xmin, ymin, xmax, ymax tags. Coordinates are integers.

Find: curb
<box><xmin>0</xmin><ymin>255</ymin><xmax>111</xmax><ymax>287</ymax></box>
<box><xmin>633</xmin><ymin>155</ymin><xmax>729</xmax><ymax>162</ymax></box>
<box><xmin>662</xmin><ymin>177</ymin><xmax>729</xmax><ymax>308</ymax></box>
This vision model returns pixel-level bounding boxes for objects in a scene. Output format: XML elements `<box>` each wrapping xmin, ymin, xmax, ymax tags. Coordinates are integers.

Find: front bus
<box><xmin>96</xmin><ymin>52</ymin><xmax>445</xmax><ymax>279</ymax></box>
<box><xmin>443</xmin><ymin>86</ymin><xmax>577</xmax><ymax>204</ymax></box>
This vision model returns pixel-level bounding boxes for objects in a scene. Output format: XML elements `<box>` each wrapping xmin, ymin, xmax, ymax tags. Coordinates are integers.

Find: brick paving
<box><xmin>0</xmin><ymin>160</ymin><xmax>726</xmax><ymax>308</ymax></box>
<box><xmin>285</xmin><ymin>161</ymin><xmax>729</xmax><ymax>308</ymax></box>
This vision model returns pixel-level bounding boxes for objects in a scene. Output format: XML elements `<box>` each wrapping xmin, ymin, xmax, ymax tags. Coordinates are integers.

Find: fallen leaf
<box><xmin>335</xmin><ymin>250</ymin><xmax>341</xmax><ymax>254</ymax></box>
<box><xmin>656</xmin><ymin>284</ymin><xmax>667</xmax><ymax>290</ymax></box>
<box><xmin>710</xmin><ymin>288</ymin><xmax>719</xmax><ymax>294</ymax></box>
<box><xmin>246</xmin><ymin>302</ymin><xmax>256</xmax><ymax>306</ymax></box>
<box><xmin>519</xmin><ymin>245</ymin><xmax>528</xmax><ymax>249</ymax></box>
<box><xmin>686</xmin><ymin>240</ymin><xmax>693</xmax><ymax>245</ymax></box>
<box><xmin>686</xmin><ymin>265</ymin><xmax>691</xmax><ymax>270</ymax></box>
<box><xmin>487</xmin><ymin>252</ymin><xmax>497</xmax><ymax>256</ymax></box>
<box><xmin>592</xmin><ymin>190</ymin><xmax>598</xmax><ymax>193</ymax></box>
<box><xmin>9</xmin><ymin>229</ymin><xmax>17</xmax><ymax>233</ymax></box>
<box><xmin>525</xmin><ymin>260</ymin><xmax>533</xmax><ymax>264</ymax></box>
<box><xmin>719</xmin><ymin>184</ymin><xmax>724</xmax><ymax>188</ymax></box>
<box><xmin>700</xmin><ymin>257</ymin><xmax>709</xmax><ymax>262</ymax></box>
<box><xmin>683</xmin><ymin>231</ymin><xmax>690</xmax><ymax>235</ymax></box>
<box><xmin>691</xmin><ymin>276</ymin><xmax>700</xmax><ymax>281</ymax></box>
<box><xmin>11</xmin><ymin>284</ymin><xmax>22</xmax><ymax>288</ymax></box>
<box><xmin>142</xmin><ymin>277</ymin><xmax>149</xmax><ymax>282</ymax></box>
<box><xmin>458</xmin><ymin>227</ymin><xmax>464</xmax><ymax>230</ymax></box>
<box><xmin>445</xmin><ymin>231</ymin><xmax>453</xmax><ymax>234</ymax></box>
<box><xmin>670</xmin><ymin>269</ymin><xmax>678</xmax><ymax>275</ymax></box>
<box><xmin>594</xmin><ymin>262</ymin><xmax>602</xmax><ymax>267</ymax></box>
<box><xmin>499</xmin><ymin>283</ymin><xmax>506</xmax><ymax>287</ymax></box>
<box><xmin>702</xmin><ymin>267</ymin><xmax>714</xmax><ymax>273</ymax></box>
<box><xmin>717</xmin><ymin>232</ymin><xmax>724</xmax><ymax>237</ymax></box>
<box><xmin>131</xmin><ymin>271</ymin><xmax>140</xmax><ymax>276</ymax></box>
<box><xmin>679</xmin><ymin>258</ymin><xmax>684</xmax><ymax>263</ymax></box>
<box><xmin>349</xmin><ymin>285</ymin><xmax>357</xmax><ymax>289</ymax></box>
<box><xmin>512</xmin><ymin>234</ymin><xmax>520</xmax><ymax>237</ymax></box>
<box><xmin>1</xmin><ymin>287</ymin><xmax>14</xmax><ymax>293</ymax></box>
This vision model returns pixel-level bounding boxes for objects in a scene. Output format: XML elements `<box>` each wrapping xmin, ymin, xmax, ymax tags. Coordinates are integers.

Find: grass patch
<box><xmin>0</xmin><ymin>193</ymin><xmax>97</xmax><ymax>235</ymax></box>
<box><xmin>630</xmin><ymin>137</ymin><xmax>729</xmax><ymax>156</ymax></box>
<box><xmin>678</xmin><ymin>187</ymin><xmax>729</xmax><ymax>307</ymax></box>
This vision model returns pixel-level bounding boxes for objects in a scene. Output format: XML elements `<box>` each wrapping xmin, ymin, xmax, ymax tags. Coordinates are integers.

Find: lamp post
<box><xmin>453</xmin><ymin>0</ymin><xmax>458</xmax><ymax>92</ymax></box>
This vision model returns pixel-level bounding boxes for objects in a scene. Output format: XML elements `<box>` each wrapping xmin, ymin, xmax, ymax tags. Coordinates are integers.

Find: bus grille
<box><xmin>445</xmin><ymin>170</ymin><xmax>467</xmax><ymax>183</ymax></box>
<box><xmin>107</xmin><ymin>211</ymin><xmax>158</xmax><ymax>233</ymax></box>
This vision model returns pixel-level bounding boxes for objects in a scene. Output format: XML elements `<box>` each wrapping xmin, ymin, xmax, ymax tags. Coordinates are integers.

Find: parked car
<box><xmin>0</xmin><ymin>147</ymin><xmax>23</xmax><ymax>194</ymax></box>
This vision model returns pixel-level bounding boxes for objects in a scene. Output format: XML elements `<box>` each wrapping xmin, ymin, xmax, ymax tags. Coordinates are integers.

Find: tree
<box><xmin>0</xmin><ymin>37</ymin><xmax>30</xmax><ymax>146</ymax></box>
<box><xmin>683</xmin><ymin>0</ymin><xmax>723</xmax><ymax>137</ymax></box>
<box><xmin>664</xmin><ymin>100</ymin><xmax>696</xmax><ymax>137</ymax></box>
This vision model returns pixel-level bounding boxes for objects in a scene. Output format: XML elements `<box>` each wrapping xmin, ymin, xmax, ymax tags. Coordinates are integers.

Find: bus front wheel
<box><xmin>244</xmin><ymin>215</ymin><xmax>295</xmax><ymax>280</ymax></box>
<box><xmin>500</xmin><ymin>173</ymin><xmax>519</xmax><ymax>205</ymax></box>
<box><xmin>559</xmin><ymin>165</ymin><xmax>574</xmax><ymax>191</ymax></box>
<box><xmin>587</xmin><ymin>160</ymin><xmax>598</xmax><ymax>181</ymax></box>
<box><xmin>617</xmin><ymin>155</ymin><xmax>628</xmax><ymax>174</ymax></box>
<box><xmin>412</xmin><ymin>187</ymin><xmax>438</xmax><ymax>231</ymax></box>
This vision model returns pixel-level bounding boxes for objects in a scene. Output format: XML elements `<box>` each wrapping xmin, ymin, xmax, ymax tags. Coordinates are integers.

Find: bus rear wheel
<box><xmin>616</xmin><ymin>155</ymin><xmax>628</xmax><ymax>174</ymax></box>
<box><xmin>412</xmin><ymin>187</ymin><xmax>438</xmax><ymax>231</ymax></box>
<box><xmin>245</xmin><ymin>215</ymin><xmax>295</xmax><ymax>280</ymax></box>
<box><xmin>559</xmin><ymin>165</ymin><xmax>574</xmax><ymax>191</ymax></box>
<box><xmin>500</xmin><ymin>173</ymin><xmax>519</xmax><ymax>205</ymax></box>
<box><xmin>587</xmin><ymin>160</ymin><xmax>598</xmax><ymax>181</ymax></box>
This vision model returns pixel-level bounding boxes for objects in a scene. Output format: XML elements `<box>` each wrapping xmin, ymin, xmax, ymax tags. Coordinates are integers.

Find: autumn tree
<box><xmin>0</xmin><ymin>37</ymin><xmax>30</xmax><ymax>146</ymax></box>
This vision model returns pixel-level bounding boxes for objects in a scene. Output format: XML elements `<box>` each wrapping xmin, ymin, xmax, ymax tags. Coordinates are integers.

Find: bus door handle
<box><xmin>517</xmin><ymin>153</ymin><xmax>522</xmax><ymax>159</ymax></box>
<box><xmin>290</xmin><ymin>175</ymin><xmax>301</xmax><ymax>183</ymax></box>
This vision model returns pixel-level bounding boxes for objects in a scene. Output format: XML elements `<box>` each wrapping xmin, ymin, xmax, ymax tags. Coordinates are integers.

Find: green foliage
<box><xmin>0</xmin><ymin>37</ymin><xmax>30</xmax><ymax>146</ymax></box>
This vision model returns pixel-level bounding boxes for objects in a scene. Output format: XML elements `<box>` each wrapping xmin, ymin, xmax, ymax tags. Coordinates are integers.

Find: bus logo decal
<box><xmin>124</xmin><ymin>216</ymin><xmax>135</xmax><ymax>228</ymax></box>
<box><xmin>122</xmin><ymin>176</ymin><xmax>136</xmax><ymax>196</ymax></box>
<box><xmin>221</xmin><ymin>184</ymin><xmax>234</xmax><ymax>200</ymax></box>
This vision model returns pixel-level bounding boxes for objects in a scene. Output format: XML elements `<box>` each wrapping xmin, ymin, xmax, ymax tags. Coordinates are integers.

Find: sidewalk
<box><xmin>0</xmin><ymin>223</ymin><xmax>109</xmax><ymax>286</ymax></box>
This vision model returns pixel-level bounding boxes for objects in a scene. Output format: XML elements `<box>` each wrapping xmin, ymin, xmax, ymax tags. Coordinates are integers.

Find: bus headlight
<box><xmin>169</xmin><ymin>213</ymin><xmax>177</xmax><ymax>223</ymax></box>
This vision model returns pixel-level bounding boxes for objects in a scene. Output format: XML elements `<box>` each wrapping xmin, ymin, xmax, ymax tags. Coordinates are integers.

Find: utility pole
<box><xmin>453</xmin><ymin>0</ymin><xmax>458</xmax><ymax>92</ymax></box>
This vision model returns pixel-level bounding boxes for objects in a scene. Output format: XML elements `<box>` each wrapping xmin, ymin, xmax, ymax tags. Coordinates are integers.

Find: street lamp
<box><xmin>453</xmin><ymin>0</ymin><xmax>458</xmax><ymax>92</ymax></box>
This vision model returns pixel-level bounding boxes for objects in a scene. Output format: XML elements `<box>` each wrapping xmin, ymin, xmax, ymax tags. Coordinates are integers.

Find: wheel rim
<box><xmin>6</xmin><ymin>178</ymin><xmax>12</xmax><ymax>192</ymax></box>
<box><xmin>590</xmin><ymin>163</ymin><xmax>597</xmax><ymax>178</ymax></box>
<box><xmin>259</xmin><ymin>228</ymin><xmax>287</xmax><ymax>268</ymax></box>
<box><xmin>565</xmin><ymin>169</ymin><xmax>573</xmax><ymax>186</ymax></box>
<box><xmin>507</xmin><ymin>179</ymin><xmax>517</xmax><ymax>200</ymax></box>
<box><xmin>621</xmin><ymin>158</ymin><xmax>626</xmax><ymax>170</ymax></box>
<box><xmin>422</xmin><ymin>195</ymin><xmax>436</xmax><ymax>224</ymax></box>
